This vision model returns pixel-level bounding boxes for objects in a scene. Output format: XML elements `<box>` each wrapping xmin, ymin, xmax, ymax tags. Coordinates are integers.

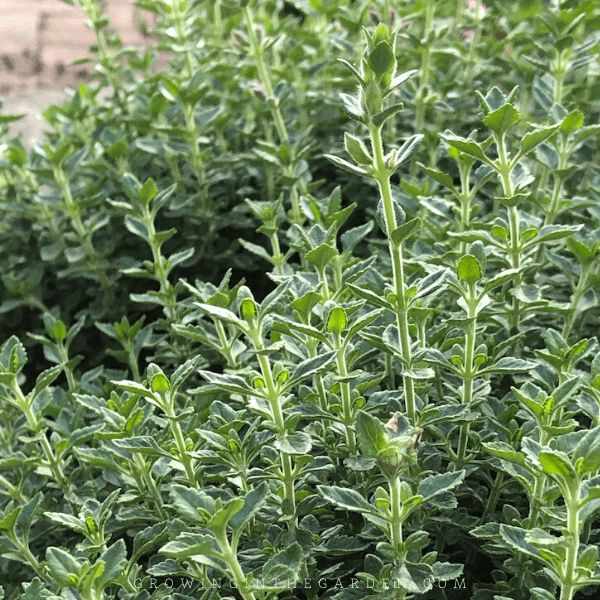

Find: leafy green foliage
<box><xmin>1</xmin><ymin>1</ymin><xmax>600</xmax><ymax>599</ymax></box>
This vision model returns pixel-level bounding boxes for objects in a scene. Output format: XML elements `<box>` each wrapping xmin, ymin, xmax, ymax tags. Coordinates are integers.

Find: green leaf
<box><xmin>124</xmin><ymin>215</ymin><xmax>149</xmax><ymax>240</ymax></box>
<box><xmin>390</xmin><ymin>135</ymin><xmax>424</xmax><ymax>171</ymax></box>
<box><xmin>33</xmin><ymin>365</ymin><xmax>63</xmax><ymax>397</ymax></box>
<box><xmin>561</xmin><ymin>109</ymin><xmax>584</xmax><ymax>134</ymax></box>
<box><xmin>499</xmin><ymin>525</ymin><xmax>539</xmax><ymax>559</ymax></box>
<box><xmin>440</xmin><ymin>133</ymin><xmax>490</xmax><ymax>164</ymax></box>
<box><xmin>519</xmin><ymin>124</ymin><xmax>559</xmax><ymax>157</ymax></box>
<box><xmin>356</xmin><ymin>411</ymin><xmax>387</xmax><ymax>457</ymax></box>
<box><xmin>277</xmin><ymin>432</ymin><xmax>312</xmax><ymax>455</ymax></box>
<box><xmin>230</xmin><ymin>482</ymin><xmax>270</xmax><ymax>530</ymax></box>
<box><xmin>344</xmin><ymin>132</ymin><xmax>371</xmax><ymax>165</ymax></box>
<box><xmin>139</xmin><ymin>178</ymin><xmax>158</xmax><ymax>204</ymax></box>
<box><xmin>391</xmin><ymin>218</ymin><xmax>421</xmax><ymax>246</ymax></box>
<box><xmin>538</xmin><ymin>450</ymin><xmax>576</xmax><ymax>480</ymax></box>
<box><xmin>288</xmin><ymin>351</ymin><xmax>336</xmax><ymax>387</ymax></box>
<box><xmin>197</xmin><ymin>371</ymin><xmax>257</xmax><ymax>396</ymax></box>
<box><xmin>418</xmin><ymin>471</ymin><xmax>465</xmax><ymax>501</ymax></box>
<box><xmin>46</xmin><ymin>547</ymin><xmax>81</xmax><ymax>586</ymax></box>
<box><xmin>195</xmin><ymin>303</ymin><xmax>246</xmax><ymax>328</ymax></box>
<box><xmin>50</xmin><ymin>320</ymin><xmax>67</xmax><ymax>342</ymax></box>
<box><xmin>457</xmin><ymin>254</ymin><xmax>482</xmax><ymax>283</ymax></box>
<box><xmin>169</xmin><ymin>485</ymin><xmax>213</xmax><ymax>523</ymax></box>
<box><xmin>483</xmin><ymin>442</ymin><xmax>527</xmax><ymax>466</ymax></box>
<box><xmin>478</xmin><ymin>357</ymin><xmax>537</xmax><ymax>375</ymax></box>
<box><xmin>207</xmin><ymin>498</ymin><xmax>244</xmax><ymax>532</ymax></box>
<box><xmin>482</xmin><ymin>269</ymin><xmax>519</xmax><ymax>294</ymax></box>
<box><xmin>573</xmin><ymin>428</ymin><xmax>600</xmax><ymax>474</ymax></box>
<box><xmin>324</xmin><ymin>154</ymin><xmax>368</xmax><ymax>176</ymax></box>
<box><xmin>482</xmin><ymin>103</ymin><xmax>521</xmax><ymax>135</ymax></box>
<box><xmin>418</xmin><ymin>164</ymin><xmax>454</xmax><ymax>189</ymax></box>
<box><xmin>150</xmin><ymin>373</ymin><xmax>170</xmax><ymax>394</ymax></box>
<box><xmin>160</xmin><ymin>532</ymin><xmax>214</xmax><ymax>558</ymax></box>
<box><xmin>368</xmin><ymin>40</ymin><xmax>395</xmax><ymax>76</ymax></box>
<box><xmin>261</xmin><ymin>543</ymin><xmax>303</xmax><ymax>588</ymax></box>
<box><xmin>112</xmin><ymin>380</ymin><xmax>154</xmax><ymax>399</ymax></box>
<box><xmin>396</xmin><ymin>562</ymin><xmax>434</xmax><ymax>594</ymax></box>
<box><xmin>97</xmin><ymin>540</ymin><xmax>127</xmax><ymax>586</ymax></box>
<box><xmin>305</xmin><ymin>243</ymin><xmax>339</xmax><ymax>270</ymax></box>
<box><xmin>317</xmin><ymin>485</ymin><xmax>375</xmax><ymax>514</ymax></box>
<box><xmin>43</xmin><ymin>512</ymin><xmax>86</xmax><ymax>534</ymax></box>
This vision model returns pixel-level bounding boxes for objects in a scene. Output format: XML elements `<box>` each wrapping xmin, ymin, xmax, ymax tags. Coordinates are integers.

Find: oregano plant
<box><xmin>0</xmin><ymin>1</ymin><xmax>599</xmax><ymax>599</ymax></box>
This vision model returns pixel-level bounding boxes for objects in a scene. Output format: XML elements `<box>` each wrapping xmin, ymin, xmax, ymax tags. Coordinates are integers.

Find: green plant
<box><xmin>1</xmin><ymin>1</ymin><xmax>600</xmax><ymax>599</ymax></box>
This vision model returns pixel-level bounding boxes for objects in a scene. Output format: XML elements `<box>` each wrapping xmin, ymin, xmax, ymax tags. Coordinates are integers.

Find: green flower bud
<box><xmin>150</xmin><ymin>373</ymin><xmax>170</xmax><ymax>394</ymax></box>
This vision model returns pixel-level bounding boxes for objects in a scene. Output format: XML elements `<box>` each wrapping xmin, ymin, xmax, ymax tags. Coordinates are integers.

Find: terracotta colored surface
<box><xmin>0</xmin><ymin>0</ymin><xmax>147</xmax><ymax>95</ymax></box>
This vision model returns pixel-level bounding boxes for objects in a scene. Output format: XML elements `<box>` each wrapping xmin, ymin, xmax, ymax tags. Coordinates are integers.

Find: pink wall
<box><xmin>0</xmin><ymin>1</ymin><xmax>149</xmax><ymax>93</ymax></box>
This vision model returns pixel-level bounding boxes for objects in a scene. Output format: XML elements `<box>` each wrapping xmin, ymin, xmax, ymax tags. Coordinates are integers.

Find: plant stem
<box><xmin>163</xmin><ymin>402</ymin><xmax>197</xmax><ymax>486</ymax></box>
<box><xmin>496</xmin><ymin>134</ymin><xmax>522</xmax><ymax>331</ymax></box>
<box><xmin>456</xmin><ymin>282</ymin><xmax>477</xmax><ymax>465</ymax></box>
<box><xmin>562</xmin><ymin>263</ymin><xmax>590</xmax><ymax>340</ymax></box>
<box><xmin>142</xmin><ymin>205</ymin><xmax>177</xmax><ymax>321</ymax></box>
<box><xmin>243</xmin><ymin>4</ymin><xmax>304</xmax><ymax>224</ymax></box>
<box><xmin>369</xmin><ymin>124</ymin><xmax>417</xmax><ymax>425</ymax></box>
<box><xmin>0</xmin><ymin>475</ymin><xmax>26</xmax><ymax>503</ymax></box>
<box><xmin>16</xmin><ymin>384</ymin><xmax>69</xmax><ymax>493</ymax></box>
<box><xmin>255</xmin><ymin>350</ymin><xmax>297</xmax><ymax>530</ymax></box>
<box><xmin>215</xmin><ymin>531</ymin><xmax>257</xmax><ymax>600</ymax></box>
<box><xmin>482</xmin><ymin>472</ymin><xmax>505</xmax><ymax>520</ymax></box>
<box><xmin>560</xmin><ymin>491</ymin><xmax>581</xmax><ymax>600</ymax></box>
<box><xmin>335</xmin><ymin>335</ymin><xmax>357</xmax><ymax>453</ymax></box>
<box><xmin>415</xmin><ymin>0</ymin><xmax>435</xmax><ymax>131</ymax></box>
<box><xmin>388</xmin><ymin>477</ymin><xmax>407</xmax><ymax>599</ymax></box>
<box><xmin>132</xmin><ymin>453</ymin><xmax>168</xmax><ymax>520</ymax></box>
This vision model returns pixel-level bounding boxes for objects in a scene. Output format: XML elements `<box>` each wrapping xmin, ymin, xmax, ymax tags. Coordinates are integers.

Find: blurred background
<box><xmin>1</xmin><ymin>0</ymin><xmax>149</xmax><ymax>143</ymax></box>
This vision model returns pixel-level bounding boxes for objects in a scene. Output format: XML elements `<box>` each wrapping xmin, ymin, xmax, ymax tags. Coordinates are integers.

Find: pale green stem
<box><xmin>562</xmin><ymin>264</ymin><xmax>591</xmax><ymax>340</ymax></box>
<box><xmin>255</xmin><ymin>349</ymin><xmax>297</xmax><ymax>530</ymax></box>
<box><xmin>369</xmin><ymin>125</ymin><xmax>417</xmax><ymax>425</ymax></box>
<box><xmin>335</xmin><ymin>335</ymin><xmax>357</xmax><ymax>453</ymax></box>
<box><xmin>163</xmin><ymin>399</ymin><xmax>197</xmax><ymax>486</ymax></box>
<box><xmin>456</xmin><ymin>282</ymin><xmax>477</xmax><ymax>465</ymax></box>
<box><xmin>559</xmin><ymin>489</ymin><xmax>581</xmax><ymax>600</ymax></box>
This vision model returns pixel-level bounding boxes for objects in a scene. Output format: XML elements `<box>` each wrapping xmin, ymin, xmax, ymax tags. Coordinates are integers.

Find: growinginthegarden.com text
<box><xmin>133</xmin><ymin>577</ymin><xmax>467</xmax><ymax>591</ymax></box>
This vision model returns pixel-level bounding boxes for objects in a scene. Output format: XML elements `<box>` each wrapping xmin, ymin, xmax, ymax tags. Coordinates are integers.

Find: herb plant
<box><xmin>1</xmin><ymin>1</ymin><xmax>599</xmax><ymax>599</ymax></box>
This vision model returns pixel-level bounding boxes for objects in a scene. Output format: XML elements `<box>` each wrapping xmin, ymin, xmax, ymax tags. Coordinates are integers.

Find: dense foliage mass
<box><xmin>1</xmin><ymin>0</ymin><xmax>600</xmax><ymax>598</ymax></box>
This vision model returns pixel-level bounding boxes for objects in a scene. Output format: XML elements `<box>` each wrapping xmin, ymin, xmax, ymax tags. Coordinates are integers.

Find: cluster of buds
<box><xmin>357</xmin><ymin>410</ymin><xmax>420</xmax><ymax>480</ymax></box>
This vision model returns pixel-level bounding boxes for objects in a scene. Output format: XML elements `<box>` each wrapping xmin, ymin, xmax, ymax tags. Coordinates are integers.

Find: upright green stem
<box><xmin>243</xmin><ymin>5</ymin><xmax>287</xmax><ymax>143</ymax></box>
<box><xmin>54</xmin><ymin>166</ymin><xmax>108</xmax><ymax>288</ymax></box>
<box><xmin>269</xmin><ymin>231</ymin><xmax>285</xmax><ymax>276</ymax></box>
<box><xmin>215</xmin><ymin>530</ymin><xmax>257</xmax><ymax>600</ymax></box>
<box><xmin>496</xmin><ymin>135</ymin><xmax>522</xmax><ymax>331</ymax></box>
<box><xmin>243</xmin><ymin>4</ymin><xmax>304</xmax><ymax>223</ymax></box>
<box><xmin>560</xmin><ymin>489</ymin><xmax>581</xmax><ymax>600</ymax></box>
<box><xmin>254</xmin><ymin>346</ymin><xmax>297</xmax><ymax>530</ymax></box>
<box><xmin>16</xmin><ymin>383</ymin><xmax>69</xmax><ymax>493</ymax></box>
<box><xmin>369</xmin><ymin>125</ymin><xmax>417</xmax><ymax>425</ymax></box>
<box><xmin>132</xmin><ymin>454</ymin><xmax>168</xmax><ymax>520</ymax></box>
<box><xmin>163</xmin><ymin>400</ymin><xmax>197</xmax><ymax>486</ymax></box>
<box><xmin>456</xmin><ymin>283</ymin><xmax>477</xmax><ymax>465</ymax></box>
<box><xmin>562</xmin><ymin>264</ymin><xmax>591</xmax><ymax>340</ymax></box>
<box><xmin>415</xmin><ymin>0</ymin><xmax>435</xmax><ymax>131</ymax></box>
<box><xmin>171</xmin><ymin>0</ymin><xmax>195</xmax><ymax>79</ymax></box>
<box><xmin>388</xmin><ymin>477</ymin><xmax>407</xmax><ymax>600</ymax></box>
<box><xmin>10</xmin><ymin>534</ymin><xmax>47</xmax><ymax>581</ymax></box>
<box><xmin>142</xmin><ymin>205</ymin><xmax>177</xmax><ymax>320</ymax></box>
<box><xmin>334</xmin><ymin>334</ymin><xmax>357</xmax><ymax>453</ymax></box>
<box><xmin>481</xmin><ymin>472</ymin><xmax>505</xmax><ymax>521</ymax></box>
<box><xmin>127</xmin><ymin>343</ymin><xmax>141</xmax><ymax>382</ymax></box>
